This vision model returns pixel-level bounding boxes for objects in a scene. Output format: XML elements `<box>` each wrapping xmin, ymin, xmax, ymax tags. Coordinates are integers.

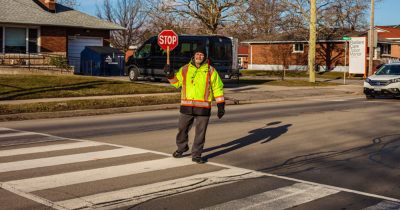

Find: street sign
<box><xmin>158</xmin><ymin>30</ymin><xmax>178</xmax><ymax>51</ymax></box>
<box><xmin>349</xmin><ymin>37</ymin><xmax>367</xmax><ymax>75</ymax></box>
<box><xmin>158</xmin><ymin>30</ymin><xmax>178</xmax><ymax>66</ymax></box>
<box><xmin>342</xmin><ymin>37</ymin><xmax>351</xmax><ymax>40</ymax></box>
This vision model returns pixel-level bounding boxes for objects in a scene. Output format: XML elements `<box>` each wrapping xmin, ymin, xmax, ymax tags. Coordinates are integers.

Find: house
<box><xmin>371</xmin><ymin>26</ymin><xmax>400</xmax><ymax>62</ymax></box>
<box><xmin>242</xmin><ymin>27</ymin><xmax>400</xmax><ymax>72</ymax></box>
<box><xmin>0</xmin><ymin>0</ymin><xmax>124</xmax><ymax>73</ymax></box>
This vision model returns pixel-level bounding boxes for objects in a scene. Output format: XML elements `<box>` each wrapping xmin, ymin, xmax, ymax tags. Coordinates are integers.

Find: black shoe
<box><xmin>172</xmin><ymin>145</ymin><xmax>189</xmax><ymax>158</ymax></box>
<box><xmin>192</xmin><ymin>157</ymin><xmax>206</xmax><ymax>164</ymax></box>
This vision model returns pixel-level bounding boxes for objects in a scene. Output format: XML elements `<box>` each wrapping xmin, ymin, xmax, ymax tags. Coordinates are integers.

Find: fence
<box><xmin>0</xmin><ymin>51</ymin><xmax>74</xmax><ymax>75</ymax></box>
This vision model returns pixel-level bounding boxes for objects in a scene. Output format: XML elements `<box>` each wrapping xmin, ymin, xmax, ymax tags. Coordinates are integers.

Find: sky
<box><xmin>374</xmin><ymin>0</ymin><xmax>400</xmax><ymax>26</ymax></box>
<box><xmin>75</xmin><ymin>0</ymin><xmax>400</xmax><ymax>27</ymax></box>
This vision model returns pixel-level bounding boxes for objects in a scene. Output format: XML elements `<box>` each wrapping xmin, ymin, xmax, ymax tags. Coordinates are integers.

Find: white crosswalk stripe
<box><xmin>0</xmin><ymin>131</ymin><xmax>38</xmax><ymax>138</ymax></box>
<box><xmin>203</xmin><ymin>183</ymin><xmax>339</xmax><ymax>210</ymax></box>
<box><xmin>56</xmin><ymin>168</ymin><xmax>265</xmax><ymax>209</ymax></box>
<box><xmin>1</xmin><ymin>127</ymin><xmax>399</xmax><ymax>210</ymax></box>
<box><xmin>0</xmin><ymin>147</ymin><xmax>148</xmax><ymax>173</ymax></box>
<box><xmin>363</xmin><ymin>200</ymin><xmax>400</xmax><ymax>210</ymax></box>
<box><xmin>4</xmin><ymin>157</ymin><xmax>195</xmax><ymax>192</ymax></box>
<box><xmin>0</xmin><ymin>141</ymin><xmax>103</xmax><ymax>157</ymax></box>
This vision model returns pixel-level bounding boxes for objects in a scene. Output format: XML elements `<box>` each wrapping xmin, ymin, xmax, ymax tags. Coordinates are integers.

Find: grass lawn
<box><xmin>0</xmin><ymin>95</ymin><xmax>181</xmax><ymax>115</ymax></box>
<box><xmin>240</xmin><ymin>70</ymin><xmax>364</xmax><ymax>79</ymax></box>
<box><xmin>238</xmin><ymin>79</ymin><xmax>340</xmax><ymax>86</ymax></box>
<box><xmin>0</xmin><ymin>74</ymin><xmax>179</xmax><ymax>100</ymax></box>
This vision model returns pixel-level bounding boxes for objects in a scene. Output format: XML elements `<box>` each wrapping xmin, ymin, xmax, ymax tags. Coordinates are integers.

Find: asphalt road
<box><xmin>0</xmin><ymin>95</ymin><xmax>399</xmax><ymax>209</ymax></box>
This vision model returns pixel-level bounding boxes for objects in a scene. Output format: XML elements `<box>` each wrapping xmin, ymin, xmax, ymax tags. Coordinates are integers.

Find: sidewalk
<box><xmin>223</xmin><ymin>82</ymin><xmax>363</xmax><ymax>104</ymax></box>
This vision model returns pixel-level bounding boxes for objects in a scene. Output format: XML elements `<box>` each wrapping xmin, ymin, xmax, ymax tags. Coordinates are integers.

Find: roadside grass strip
<box><xmin>0</xmin><ymin>74</ymin><xmax>178</xmax><ymax>100</ymax></box>
<box><xmin>0</xmin><ymin>95</ymin><xmax>180</xmax><ymax>115</ymax></box>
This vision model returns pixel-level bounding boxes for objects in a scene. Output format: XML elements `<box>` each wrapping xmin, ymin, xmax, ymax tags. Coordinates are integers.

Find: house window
<box><xmin>293</xmin><ymin>43</ymin><xmax>304</xmax><ymax>53</ymax></box>
<box><xmin>380</xmin><ymin>44</ymin><xmax>391</xmax><ymax>55</ymax></box>
<box><xmin>0</xmin><ymin>27</ymin><xmax>39</xmax><ymax>54</ymax></box>
<box><xmin>5</xmin><ymin>27</ymin><xmax>26</xmax><ymax>53</ymax></box>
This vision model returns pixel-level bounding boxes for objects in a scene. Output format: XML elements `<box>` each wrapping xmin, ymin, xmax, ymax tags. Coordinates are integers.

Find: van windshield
<box><xmin>136</xmin><ymin>40</ymin><xmax>152</xmax><ymax>59</ymax></box>
<box><xmin>375</xmin><ymin>65</ymin><xmax>400</xmax><ymax>75</ymax></box>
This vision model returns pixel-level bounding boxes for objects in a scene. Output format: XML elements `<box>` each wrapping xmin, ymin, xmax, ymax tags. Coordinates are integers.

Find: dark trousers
<box><xmin>176</xmin><ymin>113</ymin><xmax>210</xmax><ymax>158</ymax></box>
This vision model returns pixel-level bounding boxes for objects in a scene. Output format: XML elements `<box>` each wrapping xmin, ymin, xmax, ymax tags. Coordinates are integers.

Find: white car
<box><xmin>364</xmin><ymin>63</ymin><xmax>400</xmax><ymax>99</ymax></box>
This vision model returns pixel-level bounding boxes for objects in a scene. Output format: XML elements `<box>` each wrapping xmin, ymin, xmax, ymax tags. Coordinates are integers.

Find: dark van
<box><xmin>125</xmin><ymin>35</ymin><xmax>238</xmax><ymax>81</ymax></box>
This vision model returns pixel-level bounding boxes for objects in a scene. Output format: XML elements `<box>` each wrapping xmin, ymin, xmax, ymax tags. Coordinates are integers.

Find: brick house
<box><xmin>242</xmin><ymin>27</ymin><xmax>400</xmax><ymax>72</ymax></box>
<box><xmin>0</xmin><ymin>0</ymin><xmax>124</xmax><ymax>72</ymax></box>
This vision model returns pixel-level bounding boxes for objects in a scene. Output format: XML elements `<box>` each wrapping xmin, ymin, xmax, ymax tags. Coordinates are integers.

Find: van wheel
<box><xmin>129</xmin><ymin>67</ymin><xmax>139</xmax><ymax>81</ymax></box>
<box><xmin>365</xmin><ymin>94</ymin><xmax>375</xmax><ymax>99</ymax></box>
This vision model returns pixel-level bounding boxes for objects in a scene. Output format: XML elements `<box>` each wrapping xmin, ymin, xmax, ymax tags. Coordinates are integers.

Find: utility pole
<box><xmin>368</xmin><ymin>0</ymin><xmax>375</xmax><ymax>76</ymax></box>
<box><xmin>308</xmin><ymin>0</ymin><xmax>317</xmax><ymax>83</ymax></box>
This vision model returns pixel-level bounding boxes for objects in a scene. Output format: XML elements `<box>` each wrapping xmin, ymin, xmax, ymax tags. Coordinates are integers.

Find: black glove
<box><xmin>217</xmin><ymin>102</ymin><xmax>225</xmax><ymax>119</ymax></box>
<box><xmin>164</xmin><ymin>64</ymin><xmax>174</xmax><ymax>79</ymax></box>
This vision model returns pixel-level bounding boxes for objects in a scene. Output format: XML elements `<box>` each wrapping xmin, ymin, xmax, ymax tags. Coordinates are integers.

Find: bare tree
<box><xmin>165</xmin><ymin>0</ymin><xmax>247</xmax><ymax>34</ymax></box>
<box><xmin>280</xmin><ymin>0</ymin><xmax>375</xmax><ymax>33</ymax></box>
<box><xmin>96</xmin><ymin>0</ymin><xmax>147</xmax><ymax>51</ymax></box>
<box><xmin>144</xmin><ymin>0</ymin><xmax>200</xmax><ymax>37</ymax></box>
<box><xmin>245</xmin><ymin>0</ymin><xmax>285</xmax><ymax>38</ymax></box>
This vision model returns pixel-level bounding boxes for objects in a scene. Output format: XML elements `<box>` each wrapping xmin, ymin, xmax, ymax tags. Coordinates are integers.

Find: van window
<box><xmin>154</xmin><ymin>44</ymin><xmax>167</xmax><ymax>56</ymax></box>
<box><xmin>176</xmin><ymin>41</ymin><xmax>197</xmax><ymax>58</ymax></box>
<box><xmin>210</xmin><ymin>39</ymin><xmax>232</xmax><ymax>60</ymax></box>
<box><xmin>137</xmin><ymin>42</ymin><xmax>152</xmax><ymax>59</ymax></box>
<box><xmin>180</xmin><ymin>43</ymin><xmax>191</xmax><ymax>57</ymax></box>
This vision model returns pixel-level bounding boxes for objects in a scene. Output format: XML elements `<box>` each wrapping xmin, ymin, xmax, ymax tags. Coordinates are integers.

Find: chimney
<box><xmin>38</xmin><ymin>0</ymin><xmax>56</xmax><ymax>12</ymax></box>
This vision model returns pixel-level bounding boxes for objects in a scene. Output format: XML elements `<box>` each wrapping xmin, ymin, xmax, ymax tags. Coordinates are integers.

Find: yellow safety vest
<box><xmin>168</xmin><ymin>61</ymin><xmax>225</xmax><ymax>108</ymax></box>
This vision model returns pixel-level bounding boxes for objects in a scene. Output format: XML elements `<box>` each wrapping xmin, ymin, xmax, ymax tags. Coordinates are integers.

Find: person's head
<box><xmin>193</xmin><ymin>47</ymin><xmax>206</xmax><ymax>65</ymax></box>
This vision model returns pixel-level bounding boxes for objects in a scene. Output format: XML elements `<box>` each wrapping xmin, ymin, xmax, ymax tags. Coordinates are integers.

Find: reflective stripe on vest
<box><xmin>215</xmin><ymin>95</ymin><xmax>225</xmax><ymax>103</ymax></box>
<box><xmin>204</xmin><ymin>66</ymin><xmax>212</xmax><ymax>102</ymax></box>
<box><xmin>181</xmin><ymin>64</ymin><xmax>189</xmax><ymax>99</ymax></box>
<box><xmin>181</xmin><ymin>100</ymin><xmax>211</xmax><ymax>108</ymax></box>
<box><xmin>168</xmin><ymin>75</ymin><xmax>178</xmax><ymax>84</ymax></box>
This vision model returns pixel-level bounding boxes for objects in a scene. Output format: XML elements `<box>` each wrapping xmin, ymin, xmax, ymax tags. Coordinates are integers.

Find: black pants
<box><xmin>176</xmin><ymin>113</ymin><xmax>210</xmax><ymax>158</ymax></box>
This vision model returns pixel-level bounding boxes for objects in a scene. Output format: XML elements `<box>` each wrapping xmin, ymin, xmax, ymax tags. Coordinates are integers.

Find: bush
<box><xmin>50</xmin><ymin>56</ymin><xmax>69</xmax><ymax>68</ymax></box>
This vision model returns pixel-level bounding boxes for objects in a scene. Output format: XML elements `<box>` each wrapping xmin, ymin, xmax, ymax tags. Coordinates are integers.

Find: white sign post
<box><xmin>349</xmin><ymin>37</ymin><xmax>367</xmax><ymax>76</ymax></box>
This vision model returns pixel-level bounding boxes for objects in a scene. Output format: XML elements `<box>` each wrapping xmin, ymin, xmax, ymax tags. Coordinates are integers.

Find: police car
<box><xmin>364</xmin><ymin>62</ymin><xmax>400</xmax><ymax>99</ymax></box>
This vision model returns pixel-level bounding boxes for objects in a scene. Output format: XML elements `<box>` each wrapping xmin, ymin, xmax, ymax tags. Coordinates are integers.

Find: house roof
<box><xmin>375</xmin><ymin>26</ymin><xmax>400</xmax><ymax>39</ymax></box>
<box><xmin>0</xmin><ymin>0</ymin><xmax>125</xmax><ymax>30</ymax></box>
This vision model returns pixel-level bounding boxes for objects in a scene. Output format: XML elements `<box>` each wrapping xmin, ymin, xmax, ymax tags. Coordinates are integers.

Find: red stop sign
<box><xmin>158</xmin><ymin>30</ymin><xmax>178</xmax><ymax>50</ymax></box>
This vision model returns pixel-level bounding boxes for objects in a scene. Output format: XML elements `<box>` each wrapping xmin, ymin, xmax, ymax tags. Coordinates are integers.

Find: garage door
<box><xmin>68</xmin><ymin>36</ymin><xmax>103</xmax><ymax>73</ymax></box>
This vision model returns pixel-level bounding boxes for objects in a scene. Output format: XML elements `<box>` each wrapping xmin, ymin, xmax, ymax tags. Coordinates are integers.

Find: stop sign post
<box><xmin>158</xmin><ymin>30</ymin><xmax>178</xmax><ymax>66</ymax></box>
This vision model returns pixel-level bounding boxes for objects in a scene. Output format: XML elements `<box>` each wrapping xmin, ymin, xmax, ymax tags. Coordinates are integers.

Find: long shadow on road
<box><xmin>203</xmin><ymin>121</ymin><xmax>292</xmax><ymax>160</ymax></box>
<box><xmin>260</xmin><ymin>134</ymin><xmax>400</xmax><ymax>176</ymax></box>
